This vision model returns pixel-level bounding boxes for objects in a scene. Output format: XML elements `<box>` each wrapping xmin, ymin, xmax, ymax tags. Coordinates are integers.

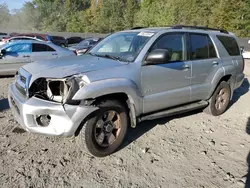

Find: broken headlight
<box><xmin>30</xmin><ymin>75</ymin><xmax>89</xmax><ymax>104</ymax></box>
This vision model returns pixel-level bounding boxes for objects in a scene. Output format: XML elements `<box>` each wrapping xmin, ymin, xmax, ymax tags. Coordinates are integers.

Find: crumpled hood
<box><xmin>22</xmin><ymin>54</ymin><xmax>126</xmax><ymax>79</ymax></box>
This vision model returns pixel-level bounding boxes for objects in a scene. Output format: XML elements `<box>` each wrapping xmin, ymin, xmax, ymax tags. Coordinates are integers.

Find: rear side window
<box><xmin>32</xmin><ymin>43</ymin><xmax>55</xmax><ymax>52</ymax></box>
<box><xmin>190</xmin><ymin>34</ymin><xmax>217</xmax><ymax>60</ymax></box>
<box><xmin>217</xmin><ymin>35</ymin><xmax>240</xmax><ymax>56</ymax></box>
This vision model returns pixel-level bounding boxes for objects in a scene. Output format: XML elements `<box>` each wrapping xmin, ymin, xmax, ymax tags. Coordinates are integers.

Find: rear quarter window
<box><xmin>216</xmin><ymin>35</ymin><xmax>240</xmax><ymax>56</ymax></box>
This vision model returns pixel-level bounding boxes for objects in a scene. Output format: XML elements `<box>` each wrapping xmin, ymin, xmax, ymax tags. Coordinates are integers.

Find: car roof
<box><xmin>3</xmin><ymin>40</ymin><xmax>51</xmax><ymax>48</ymax></box>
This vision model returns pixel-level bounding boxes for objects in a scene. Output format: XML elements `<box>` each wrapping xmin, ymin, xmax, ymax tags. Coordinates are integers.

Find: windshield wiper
<box><xmin>102</xmin><ymin>54</ymin><xmax>122</xmax><ymax>61</ymax></box>
<box><xmin>88</xmin><ymin>53</ymin><xmax>123</xmax><ymax>61</ymax></box>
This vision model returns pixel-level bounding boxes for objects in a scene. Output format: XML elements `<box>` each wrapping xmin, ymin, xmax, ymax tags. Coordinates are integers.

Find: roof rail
<box><xmin>172</xmin><ymin>25</ymin><xmax>229</xmax><ymax>34</ymax></box>
<box><xmin>130</xmin><ymin>27</ymin><xmax>145</xmax><ymax>30</ymax></box>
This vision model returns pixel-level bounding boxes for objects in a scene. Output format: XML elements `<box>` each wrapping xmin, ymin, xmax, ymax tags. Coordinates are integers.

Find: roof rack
<box><xmin>172</xmin><ymin>25</ymin><xmax>229</xmax><ymax>34</ymax></box>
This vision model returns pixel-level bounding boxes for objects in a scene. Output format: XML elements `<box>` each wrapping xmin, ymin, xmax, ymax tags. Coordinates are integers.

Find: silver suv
<box><xmin>8</xmin><ymin>25</ymin><xmax>245</xmax><ymax>157</ymax></box>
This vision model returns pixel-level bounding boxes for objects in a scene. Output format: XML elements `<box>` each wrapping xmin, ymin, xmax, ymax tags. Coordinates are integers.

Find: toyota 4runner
<box><xmin>8</xmin><ymin>25</ymin><xmax>245</xmax><ymax>157</ymax></box>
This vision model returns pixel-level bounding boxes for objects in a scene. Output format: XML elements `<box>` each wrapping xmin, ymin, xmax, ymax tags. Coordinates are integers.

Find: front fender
<box><xmin>72</xmin><ymin>78</ymin><xmax>142</xmax><ymax>115</ymax></box>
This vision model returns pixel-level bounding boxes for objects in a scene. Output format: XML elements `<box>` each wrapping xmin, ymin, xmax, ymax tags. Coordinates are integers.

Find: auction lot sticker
<box><xmin>138</xmin><ymin>32</ymin><xmax>155</xmax><ymax>37</ymax></box>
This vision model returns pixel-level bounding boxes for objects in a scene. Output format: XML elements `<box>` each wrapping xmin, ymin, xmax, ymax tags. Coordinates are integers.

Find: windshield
<box><xmin>89</xmin><ymin>32</ymin><xmax>154</xmax><ymax>62</ymax></box>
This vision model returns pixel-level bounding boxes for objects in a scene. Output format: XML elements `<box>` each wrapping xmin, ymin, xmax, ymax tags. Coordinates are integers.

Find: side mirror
<box><xmin>144</xmin><ymin>49</ymin><xmax>170</xmax><ymax>65</ymax></box>
<box><xmin>0</xmin><ymin>49</ymin><xmax>6</xmax><ymax>57</ymax></box>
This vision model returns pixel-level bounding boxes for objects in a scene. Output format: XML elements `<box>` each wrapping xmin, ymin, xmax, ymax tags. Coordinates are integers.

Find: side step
<box><xmin>140</xmin><ymin>101</ymin><xmax>208</xmax><ymax>121</ymax></box>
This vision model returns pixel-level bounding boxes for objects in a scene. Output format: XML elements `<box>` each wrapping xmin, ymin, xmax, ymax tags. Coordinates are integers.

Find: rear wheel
<box><xmin>204</xmin><ymin>81</ymin><xmax>231</xmax><ymax>116</ymax></box>
<box><xmin>77</xmin><ymin>100</ymin><xmax>128</xmax><ymax>157</ymax></box>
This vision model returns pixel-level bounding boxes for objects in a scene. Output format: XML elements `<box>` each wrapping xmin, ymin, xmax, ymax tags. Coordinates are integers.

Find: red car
<box><xmin>2</xmin><ymin>33</ymin><xmax>52</xmax><ymax>43</ymax></box>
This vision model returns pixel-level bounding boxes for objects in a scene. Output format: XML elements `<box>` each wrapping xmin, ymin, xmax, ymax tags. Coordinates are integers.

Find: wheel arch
<box><xmin>209</xmin><ymin>74</ymin><xmax>233</xmax><ymax>100</ymax></box>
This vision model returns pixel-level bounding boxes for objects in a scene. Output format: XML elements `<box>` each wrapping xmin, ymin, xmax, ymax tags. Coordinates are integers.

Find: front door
<box><xmin>141</xmin><ymin>33</ymin><xmax>192</xmax><ymax>114</ymax></box>
<box><xmin>0</xmin><ymin>43</ymin><xmax>31</xmax><ymax>75</ymax></box>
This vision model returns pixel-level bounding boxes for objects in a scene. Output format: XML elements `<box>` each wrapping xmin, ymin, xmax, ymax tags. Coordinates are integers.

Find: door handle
<box><xmin>212</xmin><ymin>61</ymin><xmax>219</xmax><ymax>66</ymax></box>
<box><xmin>52</xmin><ymin>53</ymin><xmax>58</xmax><ymax>56</ymax></box>
<box><xmin>23</xmin><ymin>55</ymin><xmax>30</xmax><ymax>58</ymax></box>
<box><xmin>182</xmin><ymin>64</ymin><xmax>190</xmax><ymax>70</ymax></box>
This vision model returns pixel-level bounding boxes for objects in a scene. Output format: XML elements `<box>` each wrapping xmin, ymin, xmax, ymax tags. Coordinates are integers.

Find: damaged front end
<box><xmin>29</xmin><ymin>75</ymin><xmax>89</xmax><ymax>105</ymax></box>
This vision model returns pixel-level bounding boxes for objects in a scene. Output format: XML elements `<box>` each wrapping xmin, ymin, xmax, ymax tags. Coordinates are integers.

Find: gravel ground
<box><xmin>0</xmin><ymin>62</ymin><xmax>250</xmax><ymax>188</ymax></box>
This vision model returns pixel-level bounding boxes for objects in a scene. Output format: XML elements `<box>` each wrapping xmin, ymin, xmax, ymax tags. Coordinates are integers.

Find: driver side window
<box><xmin>150</xmin><ymin>33</ymin><xmax>186</xmax><ymax>62</ymax></box>
<box><xmin>6</xmin><ymin>44</ymin><xmax>31</xmax><ymax>53</ymax></box>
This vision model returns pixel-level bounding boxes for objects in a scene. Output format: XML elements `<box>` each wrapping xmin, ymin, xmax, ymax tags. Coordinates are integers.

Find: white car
<box><xmin>0</xmin><ymin>40</ymin><xmax>76</xmax><ymax>75</ymax></box>
<box><xmin>0</xmin><ymin>36</ymin><xmax>44</xmax><ymax>46</ymax></box>
<box><xmin>242</xmin><ymin>50</ymin><xmax>250</xmax><ymax>59</ymax></box>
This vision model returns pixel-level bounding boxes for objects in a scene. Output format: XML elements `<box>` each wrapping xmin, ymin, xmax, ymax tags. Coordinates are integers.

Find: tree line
<box><xmin>0</xmin><ymin>0</ymin><xmax>250</xmax><ymax>37</ymax></box>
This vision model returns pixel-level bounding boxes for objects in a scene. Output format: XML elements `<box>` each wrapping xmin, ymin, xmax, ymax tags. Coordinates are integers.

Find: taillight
<box><xmin>242</xmin><ymin>56</ymin><xmax>245</xmax><ymax>72</ymax></box>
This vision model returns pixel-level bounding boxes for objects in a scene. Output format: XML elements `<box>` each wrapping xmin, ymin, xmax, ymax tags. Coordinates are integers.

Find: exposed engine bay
<box><xmin>28</xmin><ymin>75</ymin><xmax>88</xmax><ymax>104</ymax></box>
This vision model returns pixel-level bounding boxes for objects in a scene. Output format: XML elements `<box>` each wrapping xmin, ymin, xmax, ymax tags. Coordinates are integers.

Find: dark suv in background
<box><xmin>50</xmin><ymin>36</ymin><xmax>67</xmax><ymax>47</ymax></box>
<box><xmin>66</xmin><ymin>37</ymin><xmax>84</xmax><ymax>47</ymax></box>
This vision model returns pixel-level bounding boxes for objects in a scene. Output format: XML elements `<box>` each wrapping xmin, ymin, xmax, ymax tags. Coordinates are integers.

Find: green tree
<box><xmin>0</xmin><ymin>3</ymin><xmax>10</xmax><ymax>27</ymax></box>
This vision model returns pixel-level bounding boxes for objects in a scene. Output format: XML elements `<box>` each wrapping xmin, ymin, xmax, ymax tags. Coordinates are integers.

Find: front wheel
<box><xmin>77</xmin><ymin>100</ymin><xmax>128</xmax><ymax>157</ymax></box>
<box><xmin>204</xmin><ymin>81</ymin><xmax>231</xmax><ymax>116</ymax></box>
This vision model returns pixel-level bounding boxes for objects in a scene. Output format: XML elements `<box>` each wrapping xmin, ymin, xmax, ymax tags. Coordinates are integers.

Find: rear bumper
<box><xmin>8</xmin><ymin>83</ymin><xmax>98</xmax><ymax>137</ymax></box>
<box><xmin>234</xmin><ymin>73</ymin><xmax>245</xmax><ymax>89</ymax></box>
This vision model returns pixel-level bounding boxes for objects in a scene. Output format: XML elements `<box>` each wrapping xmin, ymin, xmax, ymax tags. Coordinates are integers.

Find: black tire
<box><xmin>204</xmin><ymin>81</ymin><xmax>231</xmax><ymax>116</ymax></box>
<box><xmin>77</xmin><ymin>100</ymin><xmax>128</xmax><ymax>157</ymax></box>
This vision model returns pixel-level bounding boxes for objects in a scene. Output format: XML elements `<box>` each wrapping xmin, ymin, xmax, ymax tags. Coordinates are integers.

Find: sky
<box><xmin>0</xmin><ymin>0</ymin><xmax>31</xmax><ymax>11</ymax></box>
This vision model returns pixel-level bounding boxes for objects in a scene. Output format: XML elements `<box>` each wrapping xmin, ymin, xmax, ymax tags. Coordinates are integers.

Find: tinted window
<box><xmin>217</xmin><ymin>35</ymin><xmax>240</xmax><ymax>56</ymax></box>
<box><xmin>151</xmin><ymin>33</ymin><xmax>185</xmax><ymax>62</ymax></box>
<box><xmin>5</xmin><ymin>44</ymin><xmax>31</xmax><ymax>53</ymax></box>
<box><xmin>0</xmin><ymin>32</ymin><xmax>7</xmax><ymax>35</ymax></box>
<box><xmin>36</xmin><ymin>36</ymin><xmax>46</xmax><ymax>41</ymax></box>
<box><xmin>190</xmin><ymin>34</ymin><xmax>217</xmax><ymax>60</ymax></box>
<box><xmin>52</xmin><ymin>36</ymin><xmax>64</xmax><ymax>40</ymax></box>
<box><xmin>32</xmin><ymin>43</ymin><xmax>55</xmax><ymax>52</ymax></box>
<box><xmin>67</xmin><ymin>37</ymin><xmax>82</xmax><ymax>44</ymax></box>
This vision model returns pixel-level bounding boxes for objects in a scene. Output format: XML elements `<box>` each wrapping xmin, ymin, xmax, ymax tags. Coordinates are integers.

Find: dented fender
<box><xmin>72</xmin><ymin>78</ymin><xmax>142</xmax><ymax>116</ymax></box>
<box><xmin>208</xmin><ymin>65</ymin><xmax>236</xmax><ymax>99</ymax></box>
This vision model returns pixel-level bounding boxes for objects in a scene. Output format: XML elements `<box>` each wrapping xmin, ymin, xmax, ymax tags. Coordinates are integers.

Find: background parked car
<box><xmin>0</xmin><ymin>32</ymin><xmax>9</xmax><ymax>40</ymax></box>
<box><xmin>51</xmin><ymin>35</ymin><xmax>67</xmax><ymax>47</ymax></box>
<box><xmin>65</xmin><ymin>36</ymin><xmax>84</xmax><ymax>47</ymax></box>
<box><xmin>0</xmin><ymin>40</ymin><xmax>75</xmax><ymax>75</ymax></box>
<box><xmin>0</xmin><ymin>36</ymin><xmax>44</xmax><ymax>46</ymax></box>
<box><xmin>69</xmin><ymin>37</ymin><xmax>102</xmax><ymax>55</ymax></box>
<box><xmin>2</xmin><ymin>33</ymin><xmax>51</xmax><ymax>44</ymax></box>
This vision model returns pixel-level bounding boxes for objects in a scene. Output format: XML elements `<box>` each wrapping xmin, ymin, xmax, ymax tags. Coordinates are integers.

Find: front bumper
<box><xmin>8</xmin><ymin>83</ymin><xmax>98</xmax><ymax>137</ymax></box>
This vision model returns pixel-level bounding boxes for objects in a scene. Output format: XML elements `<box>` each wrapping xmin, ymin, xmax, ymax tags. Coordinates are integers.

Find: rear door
<box><xmin>0</xmin><ymin>43</ymin><xmax>31</xmax><ymax>75</ymax></box>
<box><xmin>188</xmin><ymin>33</ymin><xmax>220</xmax><ymax>101</ymax></box>
<box><xmin>30</xmin><ymin>43</ymin><xmax>58</xmax><ymax>61</ymax></box>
